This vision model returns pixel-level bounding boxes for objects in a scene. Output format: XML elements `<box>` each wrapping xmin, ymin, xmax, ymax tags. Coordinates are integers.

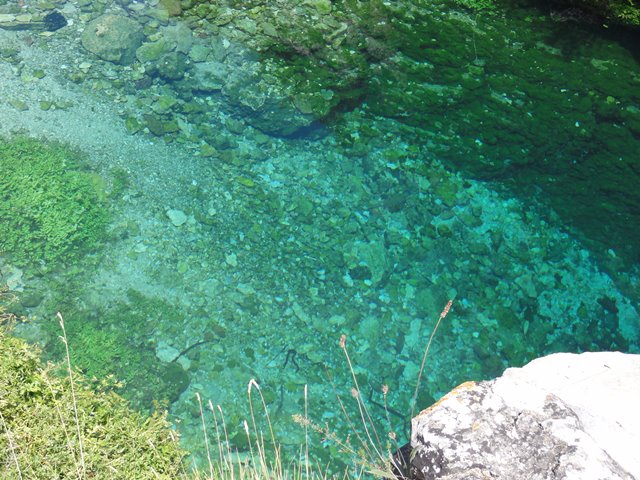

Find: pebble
<box><xmin>166</xmin><ymin>208</ymin><xmax>187</xmax><ymax>226</ymax></box>
<box><xmin>225</xmin><ymin>253</ymin><xmax>238</xmax><ymax>267</ymax></box>
<box><xmin>155</xmin><ymin>341</ymin><xmax>180</xmax><ymax>363</ymax></box>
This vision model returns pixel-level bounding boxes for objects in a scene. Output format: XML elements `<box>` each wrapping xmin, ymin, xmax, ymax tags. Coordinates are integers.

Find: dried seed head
<box><xmin>350</xmin><ymin>387</ymin><xmax>359</xmax><ymax>399</ymax></box>
<box><xmin>339</xmin><ymin>334</ymin><xmax>347</xmax><ymax>349</ymax></box>
<box><xmin>382</xmin><ymin>384</ymin><xmax>389</xmax><ymax>396</ymax></box>
<box><xmin>440</xmin><ymin>300</ymin><xmax>453</xmax><ymax>320</ymax></box>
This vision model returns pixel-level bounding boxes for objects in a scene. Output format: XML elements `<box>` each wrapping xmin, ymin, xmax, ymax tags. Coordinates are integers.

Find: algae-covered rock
<box><xmin>190</xmin><ymin>55</ymin><xmax>315</xmax><ymax>135</ymax></box>
<box><xmin>190</xmin><ymin>61</ymin><xmax>229</xmax><ymax>92</ymax></box>
<box><xmin>81</xmin><ymin>14</ymin><xmax>144</xmax><ymax>65</ymax></box>
<box><xmin>136</xmin><ymin>39</ymin><xmax>171</xmax><ymax>64</ymax></box>
<box><xmin>155</xmin><ymin>52</ymin><xmax>188</xmax><ymax>80</ymax></box>
<box><xmin>158</xmin><ymin>0</ymin><xmax>182</xmax><ymax>16</ymax></box>
<box><xmin>222</xmin><ymin>65</ymin><xmax>315</xmax><ymax>136</ymax></box>
<box><xmin>555</xmin><ymin>0</ymin><xmax>640</xmax><ymax>26</ymax></box>
<box><xmin>162</xmin><ymin>23</ymin><xmax>193</xmax><ymax>53</ymax></box>
<box><xmin>343</xmin><ymin>238</ymin><xmax>390</xmax><ymax>286</ymax></box>
<box><xmin>143</xmin><ymin>114</ymin><xmax>179</xmax><ymax>136</ymax></box>
<box><xmin>8</xmin><ymin>98</ymin><xmax>28</xmax><ymax>111</ymax></box>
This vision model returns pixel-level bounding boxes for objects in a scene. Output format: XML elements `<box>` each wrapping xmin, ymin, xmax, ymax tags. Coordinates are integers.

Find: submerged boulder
<box><xmin>222</xmin><ymin>66</ymin><xmax>316</xmax><ymax>136</ymax></box>
<box><xmin>81</xmin><ymin>14</ymin><xmax>144</xmax><ymax>65</ymax></box>
<box><xmin>187</xmin><ymin>38</ymin><xmax>316</xmax><ymax>136</ymax></box>
<box><xmin>407</xmin><ymin>352</ymin><xmax>640</xmax><ymax>479</ymax></box>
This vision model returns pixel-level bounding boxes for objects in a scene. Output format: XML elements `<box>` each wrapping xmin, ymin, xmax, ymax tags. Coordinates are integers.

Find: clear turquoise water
<box><xmin>1</xmin><ymin>0</ymin><xmax>639</xmax><ymax>473</ymax></box>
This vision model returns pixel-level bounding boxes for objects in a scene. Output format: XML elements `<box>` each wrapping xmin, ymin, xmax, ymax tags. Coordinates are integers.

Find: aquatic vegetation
<box><xmin>0</xmin><ymin>137</ymin><xmax>109</xmax><ymax>267</ymax></box>
<box><xmin>42</xmin><ymin>290</ymin><xmax>192</xmax><ymax>412</ymax></box>
<box><xmin>556</xmin><ymin>0</ymin><xmax>640</xmax><ymax>26</ymax></box>
<box><xmin>450</xmin><ymin>0</ymin><xmax>498</xmax><ymax>11</ymax></box>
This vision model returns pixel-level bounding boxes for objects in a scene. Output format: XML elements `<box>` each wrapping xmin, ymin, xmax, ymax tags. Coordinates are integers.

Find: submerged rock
<box><xmin>407</xmin><ymin>352</ymin><xmax>640</xmax><ymax>479</ymax></box>
<box><xmin>43</xmin><ymin>11</ymin><xmax>67</xmax><ymax>32</ymax></box>
<box><xmin>189</xmin><ymin>51</ymin><xmax>315</xmax><ymax>135</ymax></box>
<box><xmin>166</xmin><ymin>209</ymin><xmax>188</xmax><ymax>226</ymax></box>
<box><xmin>81</xmin><ymin>14</ymin><xmax>144</xmax><ymax>65</ymax></box>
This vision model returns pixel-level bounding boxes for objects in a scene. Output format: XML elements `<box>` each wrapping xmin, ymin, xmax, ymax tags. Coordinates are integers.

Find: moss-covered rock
<box><xmin>555</xmin><ymin>0</ymin><xmax>640</xmax><ymax>26</ymax></box>
<box><xmin>0</xmin><ymin>137</ymin><xmax>109</xmax><ymax>266</ymax></box>
<box><xmin>81</xmin><ymin>14</ymin><xmax>144</xmax><ymax>65</ymax></box>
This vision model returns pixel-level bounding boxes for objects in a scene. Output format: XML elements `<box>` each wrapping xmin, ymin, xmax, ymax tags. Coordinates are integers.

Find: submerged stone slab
<box><xmin>408</xmin><ymin>352</ymin><xmax>640</xmax><ymax>480</ymax></box>
<box><xmin>81</xmin><ymin>14</ymin><xmax>143</xmax><ymax>65</ymax></box>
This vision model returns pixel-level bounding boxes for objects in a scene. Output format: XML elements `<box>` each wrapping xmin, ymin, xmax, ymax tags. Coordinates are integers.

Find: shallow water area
<box><xmin>1</xmin><ymin>0</ymin><xmax>639</xmax><ymax>473</ymax></box>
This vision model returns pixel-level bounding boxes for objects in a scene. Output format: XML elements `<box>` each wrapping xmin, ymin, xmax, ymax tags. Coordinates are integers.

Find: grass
<box><xmin>0</xmin><ymin>293</ymin><xmax>187</xmax><ymax>479</ymax></box>
<box><xmin>0</xmin><ymin>287</ymin><xmax>452</xmax><ymax>479</ymax></box>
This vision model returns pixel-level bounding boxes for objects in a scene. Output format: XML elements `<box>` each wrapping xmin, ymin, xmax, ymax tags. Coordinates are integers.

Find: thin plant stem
<box><xmin>243</xmin><ymin>419</ymin><xmax>256</xmax><ymax>474</ymax></box>
<box><xmin>339</xmin><ymin>336</ymin><xmax>384</xmax><ymax>463</ymax></box>
<box><xmin>410</xmin><ymin>300</ymin><xmax>453</xmax><ymax>420</ymax></box>
<box><xmin>208</xmin><ymin>400</ymin><xmax>226</xmax><ymax>478</ymax></box>
<box><xmin>196</xmin><ymin>393</ymin><xmax>214</xmax><ymax>479</ymax></box>
<box><xmin>0</xmin><ymin>410</ymin><xmax>22</xmax><ymax>480</ymax></box>
<box><xmin>248</xmin><ymin>379</ymin><xmax>282</xmax><ymax>478</ymax></box>
<box><xmin>325</xmin><ymin>366</ymin><xmax>372</xmax><ymax>460</ymax></box>
<box><xmin>57</xmin><ymin>312</ymin><xmax>86</xmax><ymax>480</ymax></box>
<box><xmin>304</xmin><ymin>384</ymin><xmax>309</xmax><ymax>480</ymax></box>
<box><xmin>217</xmin><ymin>404</ymin><xmax>235</xmax><ymax>480</ymax></box>
<box><xmin>381</xmin><ymin>384</ymin><xmax>404</xmax><ymax>475</ymax></box>
<box><xmin>41</xmin><ymin>370</ymin><xmax>82</xmax><ymax>480</ymax></box>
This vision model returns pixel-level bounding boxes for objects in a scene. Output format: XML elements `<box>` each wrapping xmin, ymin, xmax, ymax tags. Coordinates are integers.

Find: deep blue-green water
<box><xmin>1</xmin><ymin>0</ymin><xmax>639</xmax><ymax>473</ymax></box>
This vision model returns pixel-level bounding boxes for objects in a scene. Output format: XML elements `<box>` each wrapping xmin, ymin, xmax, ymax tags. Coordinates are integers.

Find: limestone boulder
<box><xmin>81</xmin><ymin>14</ymin><xmax>144</xmax><ymax>65</ymax></box>
<box><xmin>406</xmin><ymin>352</ymin><xmax>640</xmax><ymax>480</ymax></box>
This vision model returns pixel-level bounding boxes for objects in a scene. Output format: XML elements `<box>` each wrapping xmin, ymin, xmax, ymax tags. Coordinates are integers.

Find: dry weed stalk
<box><xmin>41</xmin><ymin>370</ymin><xmax>84</xmax><ymax>480</ymax></box>
<box><xmin>57</xmin><ymin>312</ymin><xmax>86</xmax><ymax>480</ymax></box>
<box><xmin>410</xmin><ymin>299</ymin><xmax>453</xmax><ymax>419</ymax></box>
<box><xmin>196</xmin><ymin>392</ymin><xmax>215</xmax><ymax>479</ymax></box>
<box><xmin>300</xmin><ymin>300</ymin><xmax>454</xmax><ymax>478</ymax></box>
<box><xmin>248</xmin><ymin>378</ymin><xmax>283</xmax><ymax>479</ymax></box>
<box><xmin>0</xmin><ymin>409</ymin><xmax>23</xmax><ymax>480</ymax></box>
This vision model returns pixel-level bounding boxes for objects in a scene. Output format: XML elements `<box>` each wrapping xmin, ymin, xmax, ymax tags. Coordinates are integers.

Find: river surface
<box><xmin>0</xmin><ymin>0</ymin><xmax>638</xmax><ymax>472</ymax></box>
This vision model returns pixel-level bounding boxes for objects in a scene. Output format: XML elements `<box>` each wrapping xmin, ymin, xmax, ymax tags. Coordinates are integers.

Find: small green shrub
<box><xmin>0</xmin><ymin>327</ymin><xmax>188</xmax><ymax>479</ymax></box>
<box><xmin>0</xmin><ymin>136</ymin><xmax>109</xmax><ymax>266</ymax></box>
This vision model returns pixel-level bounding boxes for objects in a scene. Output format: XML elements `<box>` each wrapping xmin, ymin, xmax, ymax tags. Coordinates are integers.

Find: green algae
<box><xmin>0</xmin><ymin>137</ymin><xmax>109</xmax><ymax>267</ymax></box>
<box><xmin>41</xmin><ymin>289</ymin><xmax>195</xmax><ymax>411</ymax></box>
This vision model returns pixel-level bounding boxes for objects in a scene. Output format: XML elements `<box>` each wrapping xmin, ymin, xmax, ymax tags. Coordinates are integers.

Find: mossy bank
<box><xmin>0</xmin><ymin>322</ymin><xmax>187</xmax><ymax>478</ymax></box>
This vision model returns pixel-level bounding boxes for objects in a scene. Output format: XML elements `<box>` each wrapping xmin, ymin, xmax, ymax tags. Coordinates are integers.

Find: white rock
<box><xmin>225</xmin><ymin>253</ymin><xmax>238</xmax><ymax>267</ymax></box>
<box><xmin>176</xmin><ymin>356</ymin><xmax>191</xmax><ymax>370</ymax></box>
<box><xmin>155</xmin><ymin>341</ymin><xmax>180</xmax><ymax>363</ymax></box>
<box><xmin>408</xmin><ymin>352</ymin><xmax>640</xmax><ymax>480</ymax></box>
<box><xmin>166</xmin><ymin>208</ymin><xmax>187</xmax><ymax>226</ymax></box>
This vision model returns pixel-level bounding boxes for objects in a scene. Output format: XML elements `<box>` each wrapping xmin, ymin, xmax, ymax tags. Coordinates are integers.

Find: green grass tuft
<box><xmin>0</xmin><ymin>327</ymin><xmax>188</xmax><ymax>479</ymax></box>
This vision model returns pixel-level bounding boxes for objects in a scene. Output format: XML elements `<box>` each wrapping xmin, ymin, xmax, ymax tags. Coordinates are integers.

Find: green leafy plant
<box><xmin>0</xmin><ymin>136</ymin><xmax>109</xmax><ymax>266</ymax></box>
